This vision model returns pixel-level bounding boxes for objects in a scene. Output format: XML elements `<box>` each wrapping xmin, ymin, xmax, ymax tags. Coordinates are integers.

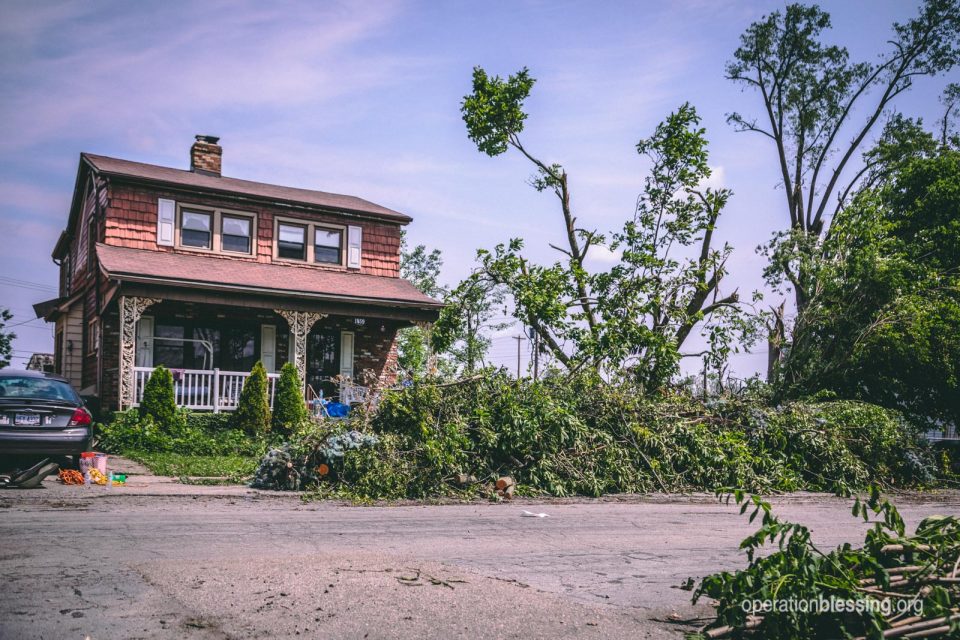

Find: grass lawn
<box><xmin>126</xmin><ymin>451</ymin><xmax>258</xmax><ymax>483</ymax></box>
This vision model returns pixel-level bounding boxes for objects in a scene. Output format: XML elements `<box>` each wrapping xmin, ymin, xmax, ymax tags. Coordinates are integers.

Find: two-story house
<box><xmin>34</xmin><ymin>136</ymin><xmax>442</xmax><ymax>413</ymax></box>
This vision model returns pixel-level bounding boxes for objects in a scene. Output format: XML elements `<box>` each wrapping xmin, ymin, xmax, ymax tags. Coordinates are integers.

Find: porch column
<box><xmin>274</xmin><ymin>310</ymin><xmax>327</xmax><ymax>389</ymax></box>
<box><xmin>118</xmin><ymin>295</ymin><xmax>160</xmax><ymax>410</ymax></box>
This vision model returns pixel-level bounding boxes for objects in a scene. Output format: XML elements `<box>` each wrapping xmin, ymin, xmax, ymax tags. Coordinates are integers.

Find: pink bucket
<box><xmin>93</xmin><ymin>453</ymin><xmax>108</xmax><ymax>475</ymax></box>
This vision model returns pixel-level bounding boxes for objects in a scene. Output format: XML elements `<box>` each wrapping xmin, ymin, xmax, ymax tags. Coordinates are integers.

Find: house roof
<box><xmin>33</xmin><ymin>291</ymin><xmax>84</xmax><ymax>321</ymax></box>
<box><xmin>96</xmin><ymin>244</ymin><xmax>443</xmax><ymax>310</ymax></box>
<box><xmin>82</xmin><ymin>153</ymin><xmax>412</xmax><ymax>224</ymax></box>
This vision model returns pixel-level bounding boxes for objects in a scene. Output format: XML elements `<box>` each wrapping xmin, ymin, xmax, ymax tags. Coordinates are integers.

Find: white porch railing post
<box><xmin>212</xmin><ymin>368</ymin><xmax>220</xmax><ymax>413</ymax></box>
<box><xmin>131</xmin><ymin>367</ymin><xmax>279</xmax><ymax>412</ymax></box>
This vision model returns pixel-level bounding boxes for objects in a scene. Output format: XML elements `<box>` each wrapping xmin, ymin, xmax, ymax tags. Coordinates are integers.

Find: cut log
<box><xmin>496</xmin><ymin>476</ymin><xmax>515</xmax><ymax>490</ymax></box>
<box><xmin>503</xmin><ymin>485</ymin><xmax>515</xmax><ymax>500</ymax></box>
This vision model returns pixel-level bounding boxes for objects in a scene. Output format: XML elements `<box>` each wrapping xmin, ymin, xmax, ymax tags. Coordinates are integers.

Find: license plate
<box><xmin>15</xmin><ymin>413</ymin><xmax>41</xmax><ymax>426</ymax></box>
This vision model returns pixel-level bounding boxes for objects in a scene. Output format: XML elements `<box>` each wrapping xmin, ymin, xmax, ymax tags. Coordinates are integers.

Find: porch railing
<box><xmin>926</xmin><ymin>425</ymin><xmax>960</xmax><ymax>441</ymax></box>
<box><xmin>132</xmin><ymin>367</ymin><xmax>280</xmax><ymax>413</ymax></box>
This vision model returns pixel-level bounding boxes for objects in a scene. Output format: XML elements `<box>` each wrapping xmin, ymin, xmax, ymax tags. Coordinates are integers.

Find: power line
<box><xmin>6</xmin><ymin>317</ymin><xmax>46</xmax><ymax>328</ymax></box>
<box><xmin>0</xmin><ymin>275</ymin><xmax>56</xmax><ymax>289</ymax></box>
<box><xmin>0</xmin><ymin>276</ymin><xmax>57</xmax><ymax>293</ymax></box>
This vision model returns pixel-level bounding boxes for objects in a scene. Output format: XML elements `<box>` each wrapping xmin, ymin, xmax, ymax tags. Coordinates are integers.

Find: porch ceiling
<box><xmin>97</xmin><ymin>243</ymin><xmax>442</xmax><ymax>311</ymax></box>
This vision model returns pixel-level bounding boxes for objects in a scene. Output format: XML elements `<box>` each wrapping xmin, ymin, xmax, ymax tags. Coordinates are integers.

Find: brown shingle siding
<box><xmin>103</xmin><ymin>183</ymin><xmax>404</xmax><ymax>277</ymax></box>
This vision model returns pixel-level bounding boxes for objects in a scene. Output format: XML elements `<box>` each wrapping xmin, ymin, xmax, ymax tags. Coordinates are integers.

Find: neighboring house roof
<box><xmin>26</xmin><ymin>353</ymin><xmax>55</xmax><ymax>372</ymax></box>
<box><xmin>96</xmin><ymin>243</ymin><xmax>443</xmax><ymax>309</ymax></box>
<box><xmin>82</xmin><ymin>153</ymin><xmax>412</xmax><ymax>224</ymax></box>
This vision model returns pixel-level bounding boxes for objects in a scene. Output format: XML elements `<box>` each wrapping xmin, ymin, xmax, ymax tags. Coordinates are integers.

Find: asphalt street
<box><xmin>2</xmin><ymin>487</ymin><xmax>958</xmax><ymax>639</ymax></box>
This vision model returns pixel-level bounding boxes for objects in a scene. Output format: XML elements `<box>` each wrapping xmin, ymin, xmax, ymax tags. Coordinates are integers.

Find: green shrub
<box><xmin>271</xmin><ymin>362</ymin><xmax>307</xmax><ymax>435</ymax></box>
<box><xmin>97</xmin><ymin>409</ymin><xmax>265</xmax><ymax>457</ymax></box>
<box><xmin>186</xmin><ymin>412</ymin><xmax>234</xmax><ymax>432</ymax></box>
<box><xmin>98</xmin><ymin>409</ymin><xmax>171</xmax><ymax>453</ymax></box>
<box><xmin>234</xmin><ymin>361</ymin><xmax>271</xmax><ymax>436</ymax></box>
<box><xmin>139</xmin><ymin>365</ymin><xmax>179</xmax><ymax>429</ymax></box>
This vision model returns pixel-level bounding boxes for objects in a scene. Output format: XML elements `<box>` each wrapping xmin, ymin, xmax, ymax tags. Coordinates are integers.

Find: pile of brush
<box><xmin>691</xmin><ymin>490</ymin><xmax>960</xmax><ymax>640</ymax></box>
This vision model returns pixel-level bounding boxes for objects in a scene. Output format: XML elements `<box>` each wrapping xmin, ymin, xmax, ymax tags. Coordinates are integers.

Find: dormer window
<box><xmin>181</xmin><ymin>210</ymin><xmax>212</xmax><ymax>248</ymax></box>
<box><xmin>174</xmin><ymin>204</ymin><xmax>256</xmax><ymax>255</ymax></box>
<box><xmin>274</xmin><ymin>216</ymin><xmax>347</xmax><ymax>266</ymax></box>
<box><xmin>277</xmin><ymin>223</ymin><xmax>306</xmax><ymax>260</ymax></box>
<box><xmin>222</xmin><ymin>215</ymin><xmax>252</xmax><ymax>253</ymax></box>
<box><xmin>315</xmin><ymin>228</ymin><xmax>343</xmax><ymax>264</ymax></box>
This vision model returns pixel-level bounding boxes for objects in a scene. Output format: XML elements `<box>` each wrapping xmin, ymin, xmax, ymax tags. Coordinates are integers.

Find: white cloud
<box><xmin>698</xmin><ymin>164</ymin><xmax>727</xmax><ymax>191</ymax></box>
<box><xmin>0</xmin><ymin>1</ymin><xmax>418</xmax><ymax>152</ymax></box>
<box><xmin>584</xmin><ymin>244</ymin><xmax>622</xmax><ymax>266</ymax></box>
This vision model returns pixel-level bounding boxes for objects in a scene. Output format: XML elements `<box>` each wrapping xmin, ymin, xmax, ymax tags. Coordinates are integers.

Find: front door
<box><xmin>306</xmin><ymin>329</ymin><xmax>340</xmax><ymax>399</ymax></box>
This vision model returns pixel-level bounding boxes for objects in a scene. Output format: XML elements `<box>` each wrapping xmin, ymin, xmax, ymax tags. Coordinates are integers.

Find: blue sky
<box><xmin>0</xmin><ymin>0</ymin><xmax>952</xmax><ymax>375</ymax></box>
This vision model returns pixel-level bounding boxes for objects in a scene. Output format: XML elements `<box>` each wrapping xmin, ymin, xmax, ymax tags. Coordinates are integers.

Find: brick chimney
<box><xmin>190</xmin><ymin>135</ymin><xmax>222</xmax><ymax>176</ymax></box>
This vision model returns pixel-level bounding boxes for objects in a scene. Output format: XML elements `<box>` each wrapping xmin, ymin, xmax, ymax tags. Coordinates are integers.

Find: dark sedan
<box><xmin>0</xmin><ymin>370</ymin><xmax>92</xmax><ymax>457</ymax></box>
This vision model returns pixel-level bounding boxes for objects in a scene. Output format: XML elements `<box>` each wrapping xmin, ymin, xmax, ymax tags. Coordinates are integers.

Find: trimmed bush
<box><xmin>234</xmin><ymin>361</ymin><xmax>271</xmax><ymax>436</ymax></box>
<box><xmin>139</xmin><ymin>365</ymin><xmax>178</xmax><ymax>429</ymax></box>
<box><xmin>272</xmin><ymin>362</ymin><xmax>307</xmax><ymax>435</ymax></box>
<box><xmin>186</xmin><ymin>412</ymin><xmax>234</xmax><ymax>432</ymax></box>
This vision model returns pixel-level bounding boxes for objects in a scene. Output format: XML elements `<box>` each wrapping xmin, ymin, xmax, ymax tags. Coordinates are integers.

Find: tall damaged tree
<box><xmin>726</xmin><ymin>1</ymin><xmax>960</xmax><ymax>378</ymax></box>
<box><xmin>450</xmin><ymin>67</ymin><xmax>756</xmax><ymax>390</ymax></box>
<box><xmin>778</xmin><ymin>134</ymin><xmax>960</xmax><ymax>425</ymax></box>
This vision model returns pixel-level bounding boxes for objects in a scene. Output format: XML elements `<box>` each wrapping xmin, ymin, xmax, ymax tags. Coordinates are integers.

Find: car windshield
<box><xmin>0</xmin><ymin>376</ymin><xmax>79</xmax><ymax>403</ymax></box>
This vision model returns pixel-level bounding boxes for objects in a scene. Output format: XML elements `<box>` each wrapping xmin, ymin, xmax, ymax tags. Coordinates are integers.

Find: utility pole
<box><xmin>525</xmin><ymin>326</ymin><xmax>539</xmax><ymax>381</ymax></box>
<box><xmin>702</xmin><ymin>359</ymin><xmax>708</xmax><ymax>400</ymax></box>
<box><xmin>533</xmin><ymin>334</ymin><xmax>540</xmax><ymax>381</ymax></box>
<box><xmin>512</xmin><ymin>334</ymin><xmax>526</xmax><ymax>378</ymax></box>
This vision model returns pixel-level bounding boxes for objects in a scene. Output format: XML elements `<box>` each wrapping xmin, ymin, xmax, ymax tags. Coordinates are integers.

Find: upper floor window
<box><xmin>181</xmin><ymin>210</ymin><xmax>212</xmax><ymax>248</ymax></box>
<box><xmin>222</xmin><ymin>215</ymin><xmax>252</xmax><ymax>253</ymax></box>
<box><xmin>277</xmin><ymin>223</ymin><xmax>306</xmax><ymax>260</ymax></box>
<box><xmin>315</xmin><ymin>228</ymin><xmax>342</xmax><ymax>264</ymax></box>
<box><xmin>274</xmin><ymin>216</ymin><xmax>345</xmax><ymax>266</ymax></box>
<box><xmin>176</xmin><ymin>205</ymin><xmax>256</xmax><ymax>255</ymax></box>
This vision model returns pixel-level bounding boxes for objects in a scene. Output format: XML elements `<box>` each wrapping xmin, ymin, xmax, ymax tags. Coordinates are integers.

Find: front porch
<box><xmin>112</xmin><ymin>294</ymin><xmax>414</xmax><ymax>412</ymax></box>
